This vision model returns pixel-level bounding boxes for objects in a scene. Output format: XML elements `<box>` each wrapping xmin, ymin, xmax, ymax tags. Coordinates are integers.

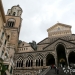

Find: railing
<box><xmin>38</xmin><ymin>66</ymin><xmax>51</xmax><ymax>75</ymax></box>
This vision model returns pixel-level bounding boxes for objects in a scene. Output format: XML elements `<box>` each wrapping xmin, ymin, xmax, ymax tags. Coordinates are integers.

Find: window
<box><xmin>13</xmin><ymin>12</ymin><xmax>16</xmax><ymax>16</ymax></box>
<box><xmin>7</xmin><ymin>21</ymin><xmax>15</xmax><ymax>27</ymax></box>
<box><xmin>5</xmin><ymin>53</ymin><xmax>8</xmax><ymax>59</ymax></box>
<box><xmin>58</xmin><ymin>27</ymin><xmax>60</xmax><ymax>30</ymax></box>
<box><xmin>9</xmin><ymin>13</ymin><xmax>10</xmax><ymax>15</ymax></box>
<box><xmin>1</xmin><ymin>32</ymin><xmax>4</xmax><ymax>39</ymax></box>
<box><xmin>5</xmin><ymin>53</ymin><xmax>7</xmax><ymax>56</ymax></box>
<box><xmin>4</xmin><ymin>40</ymin><xmax>7</xmax><ymax>45</ymax></box>
<box><xmin>22</xmin><ymin>44</ymin><xmax>24</xmax><ymax>46</ymax></box>
<box><xmin>7</xmin><ymin>19</ymin><xmax>15</xmax><ymax>27</ymax></box>
<box><xmin>17</xmin><ymin>60</ymin><xmax>23</xmax><ymax>67</ymax></box>
<box><xmin>7</xmin><ymin>35</ymin><xmax>10</xmax><ymax>40</ymax></box>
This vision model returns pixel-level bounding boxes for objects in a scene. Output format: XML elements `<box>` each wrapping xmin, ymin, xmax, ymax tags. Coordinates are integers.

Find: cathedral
<box><xmin>4</xmin><ymin>5</ymin><xmax>75</xmax><ymax>75</ymax></box>
<box><xmin>9</xmin><ymin>5</ymin><xmax>75</xmax><ymax>75</ymax></box>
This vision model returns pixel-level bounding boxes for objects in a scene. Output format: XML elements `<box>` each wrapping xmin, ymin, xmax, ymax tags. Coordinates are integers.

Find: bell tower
<box><xmin>4</xmin><ymin>5</ymin><xmax>23</xmax><ymax>50</ymax></box>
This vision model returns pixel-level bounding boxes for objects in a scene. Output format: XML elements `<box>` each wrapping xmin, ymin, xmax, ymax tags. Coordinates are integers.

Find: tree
<box><xmin>0</xmin><ymin>58</ymin><xmax>8</xmax><ymax>75</ymax></box>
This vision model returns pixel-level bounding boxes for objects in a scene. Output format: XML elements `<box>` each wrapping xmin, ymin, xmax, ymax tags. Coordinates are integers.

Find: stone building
<box><xmin>13</xmin><ymin>22</ymin><xmax>75</xmax><ymax>75</ymax></box>
<box><xmin>0</xmin><ymin>0</ymin><xmax>15</xmax><ymax>75</ymax></box>
<box><xmin>2</xmin><ymin>3</ymin><xmax>75</xmax><ymax>75</ymax></box>
<box><xmin>4</xmin><ymin>4</ymin><xmax>23</xmax><ymax>75</ymax></box>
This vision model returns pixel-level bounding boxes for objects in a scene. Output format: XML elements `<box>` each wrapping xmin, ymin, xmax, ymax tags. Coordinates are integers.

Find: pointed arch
<box><xmin>56</xmin><ymin>43</ymin><xmax>67</xmax><ymax>67</ymax></box>
<box><xmin>45</xmin><ymin>52</ymin><xmax>55</xmax><ymax>58</ymax></box>
<box><xmin>27</xmin><ymin>54</ymin><xmax>33</xmax><ymax>59</ymax></box>
<box><xmin>46</xmin><ymin>53</ymin><xmax>55</xmax><ymax>66</ymax></box>
<box><xmin>68</xmin><ymin>51</ymin><xmax>75</xmax><ymax>65</ymax></box>
<box><xmin>35</xmin><ymin>53</ymin><xmax>44</xmax><ymax>59</ymax></box>
<box><xmin>35</xmin><ymin>53</ymin><xmax>44</xmax><ymax>66</ymax></box>
<box><xmin>16</xmin><ymin>56</ymin><xmax>24</xmax><ymax>67</ymax></box>
<box><xmin>26</xmin><ymin>54</ymin><xmax>33</xmax><ymax>67</ymax></box>
<box><xmin>13</xmin><ymin>12</ymin><xmax>16</xmax><ymax>16</ymax></box>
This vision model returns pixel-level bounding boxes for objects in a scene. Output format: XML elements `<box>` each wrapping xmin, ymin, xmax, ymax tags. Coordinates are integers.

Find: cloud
<box><xmin>2</xmin><ymin>0</ymin><xmax>75</xmax><ymax>43</ymax></box>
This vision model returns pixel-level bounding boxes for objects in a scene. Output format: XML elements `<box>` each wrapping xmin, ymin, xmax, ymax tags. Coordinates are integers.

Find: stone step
<box><xmin>39</xmin><ymin>67</ymin><xmax>75</xmax><ymax>75</ymax></box>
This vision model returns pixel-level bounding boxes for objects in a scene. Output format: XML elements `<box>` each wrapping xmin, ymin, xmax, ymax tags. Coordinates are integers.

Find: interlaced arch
<box><xmin>16</xmin><ymin>56</ymin><xmax>23</xmax><ymax>67</ymax></box>
<box><xmin>26</xmin><ymin>55</ymin><xmax>33</xmax><ymax>67</ymax></box>
<box><xmin>36</xmin><ymin>54</ymin><xmax>43</xmax><ymax>66</ymax></box>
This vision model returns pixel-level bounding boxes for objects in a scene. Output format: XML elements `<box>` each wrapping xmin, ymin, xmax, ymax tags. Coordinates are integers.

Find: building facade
<box><xmin>0</xmin><ymin>0</ymin><xmax>15</xmax><ymax>75</ymax></box>
<box><xmin>4</xmin><ymin>4</ymin><xmax>23</xmax><ymax>75</ymax></box>
<box><xmin>13</xmin><ymin>22</ymin><xmax>75</xmax><ymax>75</ymax></box>
<box><xmin>1</xmin><ymin>2</ymin><xmax>75</xmax><ymax>75</ymax></box>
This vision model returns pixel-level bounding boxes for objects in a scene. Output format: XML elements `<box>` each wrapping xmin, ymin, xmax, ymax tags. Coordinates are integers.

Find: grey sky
<box><xmin>2</xmin><ymin>0</ymin><xmax>75</xmax><ymax>43</ymax></box>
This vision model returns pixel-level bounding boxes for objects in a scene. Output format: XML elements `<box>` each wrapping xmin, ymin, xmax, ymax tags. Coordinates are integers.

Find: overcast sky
<box><xmin>2</xmin><ymin>0</ymin><xmax>75</xmax><ymax>43</ymax></box>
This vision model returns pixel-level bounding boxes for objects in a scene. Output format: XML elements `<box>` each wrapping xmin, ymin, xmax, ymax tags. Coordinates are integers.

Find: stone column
<box><xmin>55</xmin><ymin>57</ymin><xmax>57</xmax><ymax>66</ymax></box>
<box><xmin>23</xmin><ymin>60</ymin><xmax>26</xmax><ymax>68</ymax></box>
<box><xmin>20</xmin><ymin>61</ymin><xmax>21</xmax><ymax>67</ymax></box>
<box><xmin>40</xmin><ymin>59</ymin><xmax>41</xmax><ymax>66</ymax></box>
<box><xmin>33</xmin><ymin>59</ymin><xmax>36</xmax><ymax>68</ymax></box>
<box><xmin>66</xmin><ymin>54</ymin><xmax>69</xmax><ymax>66</ymax></box>
<box><xmin>43</xmin><ymin>58</ymin><xmax>46</xmax><ymax>67</ymax></box>
<box><xmin>54</xmin><ymin>52</ymin><xmax>57</xmax><ymax>67</ymax></box>
<box><xmin>30</xmin><ymin>60</ymin><xmax>31</xmax><ymax>67</ymax></box>
<box><xmin>27</xmin><ymin>60</ymin><xmax>29</xmax><ymax>67</ymax></box>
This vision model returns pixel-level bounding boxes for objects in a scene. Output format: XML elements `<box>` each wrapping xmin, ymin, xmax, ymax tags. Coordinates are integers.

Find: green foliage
<box><xmin>0</xmin><ymin>58</ymin><xmax>8</xmax><ymax>75</ymax></box>
<box><xmin>0</xmin><ymin>64</ymin><xmax>8</xmax><ymax>75</ymax></box>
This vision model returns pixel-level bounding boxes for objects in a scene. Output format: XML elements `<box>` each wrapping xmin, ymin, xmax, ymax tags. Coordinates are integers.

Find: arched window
<box><xmin>7</xmin><ymin>21</ymin><xmax>14</xmax><ymax>27</ymax></box>
<box><xmin>16</xmin><ymin>57</ymin><xmax>23</xmax><ymax>67</ymax></box>
<box><xmin>9</xmin><ymin>13</ymin><xmax>10</xmax><ymax>15</ymax></box>
<box><xmin>7</xmin><ymin>35</ymin><xmax>10</xmax><ymax>40</ymax></box>
<box><xmin>36</xmin><ymin>59</ymin><xmax>41</xmax><ymax>66</ymax></box>
<box><xmin>13</xmin><ymin>12</ymin><xmax>16</xmax><ymax>16</ymax></box>
<box><xmin>26</xmin><ymin>55</ymin><xmax>33</xmax><ymax>67</ymax></box>
<box><xmin>36</xmin><ymin>55</ymin><xmax>43</xmax><ymax>66</ymax></box>
<box><xmin>26</xmin><ymin>59</ymin><xmax>33</xmax><ymax>67</ymax></box>
<box><xmin>7</xmin><ymin>19</ymin><xmax>15</xmax><ymax>27</ymax></box>
<box><xmin>4</xmin><ymin>40</ymin><xmax>7</xmax><ymax>45</ymax></box>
